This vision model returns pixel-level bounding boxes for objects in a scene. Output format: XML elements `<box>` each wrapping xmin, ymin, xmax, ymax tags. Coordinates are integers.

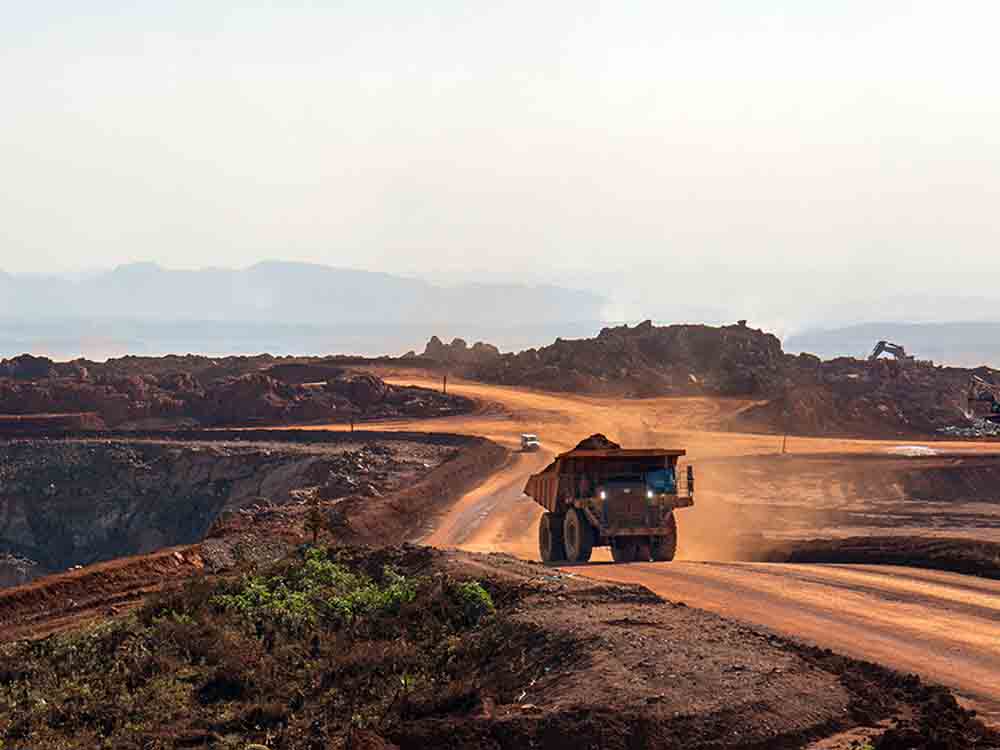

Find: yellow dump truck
<box><xmin>523</xmin><ymin>435</ymin><xmax>694</xmax><ymax>563</ymax></box>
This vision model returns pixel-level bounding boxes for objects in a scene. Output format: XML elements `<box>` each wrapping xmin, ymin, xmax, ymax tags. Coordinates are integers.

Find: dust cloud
<box><xmin>600</xmin><ymin>417</ymin><xmax>834</xmax><ymax>562</ymax></box>
<box><xmin>676</xmin><ymin>458</ymin><xmax>846</xmax><ymax>562</ymax></box>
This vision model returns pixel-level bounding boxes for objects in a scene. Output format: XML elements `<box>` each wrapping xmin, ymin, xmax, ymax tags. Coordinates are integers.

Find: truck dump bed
<box><xmin>524</xmin><ymin>447</ymin><xmax>687</xmax><ymax>514</ymax></box>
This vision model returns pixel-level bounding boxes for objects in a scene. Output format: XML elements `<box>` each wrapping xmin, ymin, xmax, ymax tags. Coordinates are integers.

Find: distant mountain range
<box><xmin>0</xmin><ymin>261</ymin><xmax>603</xmax><ymax>326</ymax></box>
<box><xmin>785</xmin><ymin>322</ymin><xmax>1000</xmax><ymax>368</ymax></box>
<box><xmin>7</xmin><ymin>262</ymin><xmax>1000</xmax><ymax>366</ymax></box>
<box><xmin>0</xmin><ymin>262</ymin><xmax>606</xmax><ymax>359</ymax></box>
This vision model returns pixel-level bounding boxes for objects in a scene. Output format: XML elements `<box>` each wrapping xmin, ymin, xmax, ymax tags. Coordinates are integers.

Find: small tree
<box><xmin>303</xmin><ymin>495</ymin><xmax>328</xmax><ymax>545</ymax></box>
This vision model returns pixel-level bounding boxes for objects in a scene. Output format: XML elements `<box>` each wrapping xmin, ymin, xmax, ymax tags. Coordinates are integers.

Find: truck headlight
<box><xmin>599</xmin><ymin>491</ymin><xmax>606</xmax><ymax>500</ymax></box>
<box><xmin>646</xmin><ymin>490</ymin><xmax>654</xmax><ymax>499</ymax></box>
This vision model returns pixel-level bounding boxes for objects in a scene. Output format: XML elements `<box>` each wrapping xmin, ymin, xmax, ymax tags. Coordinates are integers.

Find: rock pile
<box><xmin>736</xmin><ymin>358</ymin><xmax>978</xmax><ymax>436</ymax></box>
<box><xmin>311</xmin><ymin>444</ymin><xmax>399</xmax><ymax>500</ymax></box>
<box><xmin>326</xmin><ymin>373</ymin><xmax>390</xmax><ymax>413</ymax></box>
<box><xmin>424</xmin><ymin>321</ymin><xmax>786</xmax><ymax>396</ymax></box>
<box><xmin>420</xmin><ymin>321</ymin><xmax>998</xmax><ymax>437</ymax></box>
<box><xmin>0</xmin><ymin>356</ymin><xmax>472</xmax><ymax>430</ymax></box>
<box><xmin>422</xmin><ymin>336</ymin><xmax>502</xmax><ymax>365</ymax></box>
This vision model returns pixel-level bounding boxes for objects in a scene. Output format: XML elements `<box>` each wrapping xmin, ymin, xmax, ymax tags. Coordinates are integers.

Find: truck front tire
<box><xmin>650</xmin><ymin>513</ymin><xmax>678</xmax><ymax>561</ymax></box>
<box><xmin>539</xmin><ymin>512</ymin><xmax>566</xmax><ymax>563</ymax></box>
<box><xmin>562</xmin><ymin>509</ymin><xmax>594</xmax><ymax>563</ymax></box>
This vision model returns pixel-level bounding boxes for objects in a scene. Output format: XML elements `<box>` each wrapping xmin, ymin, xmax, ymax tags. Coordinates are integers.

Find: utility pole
<box><xmin>781</xmin><ymin>404</ymin><xmax>790</xmax><ymax>455</ymax></box>
<box><xmin>443</xmin><ymin>373</ymin><xmax>448</xmax><ymax>394</ymax></box>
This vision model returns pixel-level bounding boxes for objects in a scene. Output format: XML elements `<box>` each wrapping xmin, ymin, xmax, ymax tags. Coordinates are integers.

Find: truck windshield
<box><xmin>605</xmin><ymin>476</ymin><xmax>642</xmax><ymax>486</ymax></box>
<box><xmin>646</xmin><ymin>468</ymin><xmax>676</xmax><ymax>493</ymax></box>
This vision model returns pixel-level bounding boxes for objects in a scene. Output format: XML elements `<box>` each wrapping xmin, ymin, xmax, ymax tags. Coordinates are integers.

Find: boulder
<box><xmin>422</xmin><ymin>336</ymin><xmax>501</xmax><ymax>364</ymax></box>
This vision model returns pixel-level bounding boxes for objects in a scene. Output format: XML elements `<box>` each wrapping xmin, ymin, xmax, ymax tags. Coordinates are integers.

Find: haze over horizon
<box><xmin>4</xmin><ymin>5</ymin><xmax>1000</xmax><ymax>280</ymax></box>
<box><xmin>6</xmin><ymin>258</ymin><xmax>1000</xmax><ymax>340</ymax></box>
<box><xmin>4</xmin><ymin>2</ymin><xmax>1000</xmax><ymax>357</ymax></box>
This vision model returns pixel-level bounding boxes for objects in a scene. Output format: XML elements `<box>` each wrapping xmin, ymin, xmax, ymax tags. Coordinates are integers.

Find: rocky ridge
<box><xmin>423</xmin><ymin>321</ymin><xmax>785</xmax><ymax>396</ymax></box>
<box><xmin>419</xmin><ymin>321</ymin><xmax>1000</xmax><ymax>436</ymax></box>
<box><xmin>0</xmin><ymin>355</ymin><xmax>471</xmax><ymax>429</ymax></box>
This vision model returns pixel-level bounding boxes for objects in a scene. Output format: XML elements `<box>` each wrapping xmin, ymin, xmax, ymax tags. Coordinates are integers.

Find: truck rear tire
<box><xmin>650</xmin><ymin>513</ymin><xmax>678</xmax><ymax>561</ymax></box>
<box><xmin>610</xmin><ymin>537</ymin><xmax>638</xmax><ymax>563</ymax></box>
<box><xmin>563</xmin><ymin>509</ymin><xmax>594</xmax><ymax>563</ymax></box>
<box><xmin>538</xmin><ymin>512</ymin><xmax>566</xmax><ymax>563</ymax></box>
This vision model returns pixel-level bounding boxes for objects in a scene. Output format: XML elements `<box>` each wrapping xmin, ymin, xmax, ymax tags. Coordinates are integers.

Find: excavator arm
<box><xmin>869</xmin><ymin>341</ymin><xmax>910</xmax><ymax>361</ymax></box>
<box><xmin>970</xmin><ymin>375</ymin><xmax>1000</xmax><ymax>400</ymax></box>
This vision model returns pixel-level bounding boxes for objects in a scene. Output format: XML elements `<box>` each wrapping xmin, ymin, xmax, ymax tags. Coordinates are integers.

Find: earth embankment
<box><xmin>3</xmin><ymin>545</ymin><xmax>996</xmax><ymax>750</ymax></box>
<box><xmin>0</xmin><ymin>430</ymin><xmax>504</xmax><ymax>588</ymax></box>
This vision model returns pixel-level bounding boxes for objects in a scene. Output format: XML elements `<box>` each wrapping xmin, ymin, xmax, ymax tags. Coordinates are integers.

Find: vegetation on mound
<box><xmin>0</xmin><ymin>547</ymin><xmax>507</xmax><ymax>750</ymax></box>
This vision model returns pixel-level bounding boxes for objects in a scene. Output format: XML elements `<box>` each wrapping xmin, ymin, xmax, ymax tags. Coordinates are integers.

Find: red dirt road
<box><xmin>298</xmin><ymin>376</ymin><xmax>1000</xmax><ymax>722</ymax></box>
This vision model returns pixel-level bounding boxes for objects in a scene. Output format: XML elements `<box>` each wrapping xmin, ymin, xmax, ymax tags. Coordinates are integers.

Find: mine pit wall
<box><xmin>0</xmin><ymin>430</ymin><xmax>504</xmax><ymax>590</ymax></box>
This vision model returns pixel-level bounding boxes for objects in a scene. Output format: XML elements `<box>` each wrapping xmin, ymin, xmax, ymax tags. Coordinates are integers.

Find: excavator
<box><xmin>868</xmin><ymin>341</ymin><xmax>915</xmax><ymax>363</ymax></box>
<box><xmin>968</xmin><ymin>375</ymin><xmax>1000</xmax><ymax>424</ymax></box>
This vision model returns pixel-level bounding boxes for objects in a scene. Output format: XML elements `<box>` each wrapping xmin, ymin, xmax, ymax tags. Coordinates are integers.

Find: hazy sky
<box><xmin>2</xmin><ymin>2</ymin><xmax>999</xmax><ymax>295</ymax></box>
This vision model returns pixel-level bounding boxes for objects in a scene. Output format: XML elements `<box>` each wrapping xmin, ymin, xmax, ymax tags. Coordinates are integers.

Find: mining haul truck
<box><xmin>524</xmin><ymin>434</ymin><xmax>694</xmax><ymax>564</ymax></box>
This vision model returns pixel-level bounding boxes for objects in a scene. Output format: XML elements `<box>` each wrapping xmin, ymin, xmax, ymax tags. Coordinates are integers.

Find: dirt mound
<box><xmin>417</xmin><ymin>321</ymin><xmax>998</xmax><ymax>437</ymax></box>
<box><xmin>4</xmin><ymin>545</ymin><xmax>995</xmax><ymax>749</ymax></box>
<box><xmin>426</xmin><ymin>320</ymin><xmax>786</xmax><ymax>397</ymax></box>
<box><xmin>730</xmin><ymin>359</ymin><xmax>976</xmax><ymax>437</ymax></box>
<box><xmin>0</xmin><ymin>357</ymin><xmax>473</xmax><ymax>430</ymax></box>
<box><xmin>326</xmin><ymin>372</ymin><xmax>391</xmax><ymax>411</ymax></box>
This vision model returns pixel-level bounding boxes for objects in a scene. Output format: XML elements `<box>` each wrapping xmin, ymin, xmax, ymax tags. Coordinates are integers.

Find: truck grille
<box><xmin>607</xmin><ymin>494</ymin><xmax>647</xmax><ymax>527</ymax></box>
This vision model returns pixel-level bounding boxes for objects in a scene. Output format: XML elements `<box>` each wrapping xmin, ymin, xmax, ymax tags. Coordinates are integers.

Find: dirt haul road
<box><xmin>300</xmin><ymin>375</ymin><xmax>1000</xmax><ymax>722</ymax></box>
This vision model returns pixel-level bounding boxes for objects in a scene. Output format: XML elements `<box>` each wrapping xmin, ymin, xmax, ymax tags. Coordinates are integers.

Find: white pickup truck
<box><xmin>520</xmin><ymin>434</ymin><xmax>541</xmax><ymax>452</ymax></box>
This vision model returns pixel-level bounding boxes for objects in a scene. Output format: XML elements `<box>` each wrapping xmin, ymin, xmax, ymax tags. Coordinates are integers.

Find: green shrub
<box><xmin>452</xmin><ymin>581</ymin><xmax>495</xmax><ymax>626</ymax></box>
<box><xmin>327</xmin><ymin>571</ymin><xmax>416</xmax><ymax>624</ymax></box>
<box><xmin>212</xmin><ymin>548</ymin><xmax>417</xmax><ymax>633</ymax></box>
